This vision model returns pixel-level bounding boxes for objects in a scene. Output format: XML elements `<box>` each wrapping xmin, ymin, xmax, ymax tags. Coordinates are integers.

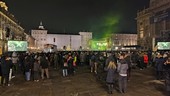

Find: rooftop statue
<box><xmin>0</xmin><ymin>1</ymin><xmax>8</xmax><ymax>11</ymax></box>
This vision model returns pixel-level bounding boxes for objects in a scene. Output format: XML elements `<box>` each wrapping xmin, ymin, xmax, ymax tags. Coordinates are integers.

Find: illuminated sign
<box><xmin>157</xmin><ymin>42</ymin><xmax>170</xmax><ymax>50</ymax></box>
<box><xmin>8</xmin><ymin>41</ymin><xmax>28</xmax><ymax>51</ymax></box>
<box><xmin>90</xmin><ymin>40</ymin><xmax>108</xmax><ymax>50</ymax></box>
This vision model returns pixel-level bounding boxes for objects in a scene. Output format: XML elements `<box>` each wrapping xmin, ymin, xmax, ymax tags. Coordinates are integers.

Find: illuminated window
<box><xmin>140</xmin><ymin>28</ymin><xmax>144</xmax><ymax>38</ymax></box>
<box><xmin>53</xmin><ymin>38</ymin><xmax>55</xmax><ymax>42</ymax></box>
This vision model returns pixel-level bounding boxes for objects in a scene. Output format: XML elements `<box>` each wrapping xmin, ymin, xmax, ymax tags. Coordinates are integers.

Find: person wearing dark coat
<box><xmin>67</xmin><ymin>54</ymin><xmax>74</xmax><ymax>75</ymax></box>
<box><xmin>105</xmin><ymin>53</ymin><xmax>117</xmax><ymax>67</ymax></box>
<box><xmin>117</xmin><ymin>53</ymin><xmax>128</xmax><ymax>93</ymax></box>
<box><xmin>164</xmin><ymin>56</ymin><xmax>170</xmax><ymax>96</ymax></box>
<box><xmin>33</xmin><ymin>59</ymin><xmax>40</xmax><ymax>82</ymax></box>
<box><xmin>40</xmin><ymin>54</ymin><xmax>49</xmax><ymax>79</ymax></box>
<box><xmin>124</xmin><ymin>53</ymin><xmax>132</xmax><ymax>81</ymax></box>
<box><xmin>90</xmin><ymin>53</ymin><xmax>96</xmax><ymax>73</ymax></box>
<box><xmin>24</xmin><ymin>55</ymin><xmax>32</xmax><ymax>81</ymax></box>
<box><xmin>105</xmin><ymin>60</ymin><xmax>117</xmax><ymax>94</ymax></box>
<box><xmin>1</xmin><ymin>54</ymin><xmax>12</xmax><ymax>86</ymax></box>
<box><xmin>155</xmin><ymin>54</ymin><xmax>164</xmax><ymax>80</ymax></box>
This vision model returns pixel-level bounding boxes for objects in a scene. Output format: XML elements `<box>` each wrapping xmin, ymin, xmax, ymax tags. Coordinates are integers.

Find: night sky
<box><xmin>3</xmin><ymin>0</ymin><xmax>149</xmax><ymax>39</ymax></box>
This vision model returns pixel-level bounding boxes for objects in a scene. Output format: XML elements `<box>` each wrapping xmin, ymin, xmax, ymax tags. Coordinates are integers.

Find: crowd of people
<box><xmin>0</xmin><ymin>50</ymin><xmax>170</xmax><ymax>95</ymax></box>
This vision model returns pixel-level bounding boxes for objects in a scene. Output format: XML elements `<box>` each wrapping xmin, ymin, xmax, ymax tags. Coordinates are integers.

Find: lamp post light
<box><xmin>35</xmin><ymin>39</ymin><xmax>38</xmax><ymax>52</ymax></box>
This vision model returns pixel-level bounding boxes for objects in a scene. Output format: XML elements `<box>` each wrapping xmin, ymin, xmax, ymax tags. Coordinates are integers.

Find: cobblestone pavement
<box><xmin>0</xmin><ymin>66</ymin><xmax>166</xmax><ymax>96</ymax></box>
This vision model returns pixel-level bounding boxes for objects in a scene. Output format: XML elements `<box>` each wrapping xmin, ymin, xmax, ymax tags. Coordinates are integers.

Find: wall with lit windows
<box><xmin>31</xmin><ymin>29</ymin><xmax>48</xmax><ymax>50</ymax></box>
<box><xmin>0</xmin><ymin>1</ymin><xmax>26</xmax><ymax>54</ymax></box>
<box><xmin>111</xmin><ymin>34</ymin><xmax>137</xmax><ymax>50</ymax></box>
<box><xmin>137</xmin><ymin>0</ymin><xmax>170</xmax><ymax>50</ymax></box>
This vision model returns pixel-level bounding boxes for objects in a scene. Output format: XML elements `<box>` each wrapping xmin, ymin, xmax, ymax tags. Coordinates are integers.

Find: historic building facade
<box><xmin>111</xmin><ymin>34</ymin><xmax>137</xmax><ymax>50</ymax></box>
<box><xmin>26</xmin><ymin>34</ymin><xmax>36</xmax><ymax>52</ymax></box>
<box><xmin>31</xmin><ymin>22</ymin><xmax>47</xmax><ymax>51</ymax></box>
<box><xmin>79</xmin><ymin>32</ymin><xmax>92</xmax><ymax>49</ymax></box>
<box><xmin>31</xmin><ymin>22</ymin><xmax>137</xmax><ymax>51</ymax></box>
<box><xmin>0</xmin><ymin>1</ymin><xmax>26</xmax><ymax>54</ymax></box>
<box><xmin>31</xmin><ymin>23</ymin><xmax>92</xmax><ymax>52</ymax></box>
<box><xmin>136</xmin><ymin>0</ymin><xmax>170</xmax><ymax>50</ymax></box>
